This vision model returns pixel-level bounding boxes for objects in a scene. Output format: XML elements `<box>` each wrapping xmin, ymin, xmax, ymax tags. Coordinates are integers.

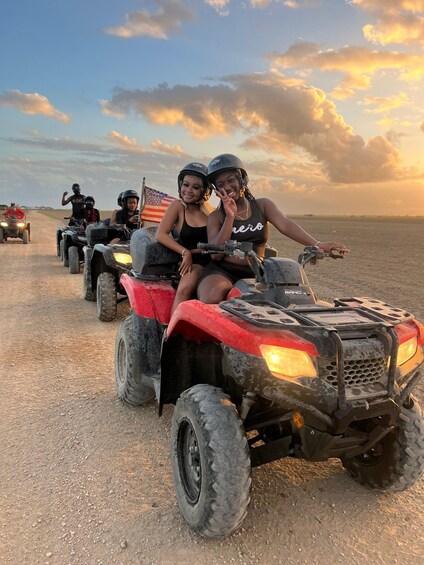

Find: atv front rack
<box><xmin>220</xmin><ymin>296</ymin><xmax>415</xmax><ymax>410</ymax></box>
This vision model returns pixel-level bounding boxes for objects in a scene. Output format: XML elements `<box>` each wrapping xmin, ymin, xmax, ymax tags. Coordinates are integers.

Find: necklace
<box><xmin>235</xmin><ymin>199</ymin><xmax>250</xmax><ymax>221</ymax></box>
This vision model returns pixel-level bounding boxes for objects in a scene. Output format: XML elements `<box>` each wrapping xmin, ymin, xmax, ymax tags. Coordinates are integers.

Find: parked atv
<box><xmin>59</xmin><ymin>219</ymin><xmax>87</xmax><ymax>273</ymax></box>
<box><xmin>0</xmin><ymin>214</ymin><xmax>30</xmax><ymax>244</ymax></box>
<box><xmin>82</xmin><ymin>223</ymin><xmax>133</xmax><ymax>321</ymax></box>
<box><xmin>115</xmin><ymin>230</ymin><xmax>424</xmax><ymax>538</ymax></box>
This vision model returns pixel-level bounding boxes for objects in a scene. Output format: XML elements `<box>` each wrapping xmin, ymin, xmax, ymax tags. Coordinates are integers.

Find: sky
<box><xmin>1</xmin><ymin>0</ymin><xmax>424</xmax><ymax>215</ymax></box>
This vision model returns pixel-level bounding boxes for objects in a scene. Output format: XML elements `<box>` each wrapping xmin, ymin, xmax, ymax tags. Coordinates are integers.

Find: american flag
<box><xmin>140</xmin><ymin>185</ymin><xmax>178</xmax><ymax>223</ymax></box>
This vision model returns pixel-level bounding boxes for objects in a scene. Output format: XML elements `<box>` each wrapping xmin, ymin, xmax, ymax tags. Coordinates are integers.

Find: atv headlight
<box><xmin>397</xmin><ymin>337</ymin><xmax>417</xmax><ymax>366</ymax></box>
<box><xmin>260</xmin><ymin>344</ymin><xmax>317</xmax><ymax>379</ymax></box>
<box><xmin>17</xmin><ymin>222</ymin><xmax>25</xmax><ymax>228</ymax></box>
<box><xmin>113</xmin><ymin>252</ymin><xmax>132</xmax><ymax>265</ymax></box>
<box><xmin>0</xmin><ymin>221</ymin><xmax>8</xmax><ymax>227</ymax></box>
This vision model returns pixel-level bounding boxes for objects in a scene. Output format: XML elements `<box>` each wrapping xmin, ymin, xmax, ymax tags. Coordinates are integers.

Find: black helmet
<box><xmin>85</xmin><ymin>196</ymin><xmax>95</xmax><ymax>208</ymax></box>
<box><xmin>121</xmin><ymin>189</ymin><xmax>140</xmax><ymax>203</ymax></box>
<box><xmin>177</xmin><ymin>162</ymin><xmax>211</xmax><ymax>202</ymax></box>
<box><xmin>72</xmin><ymin>183</ymin><xmax>80</xmax><ymax>192</ymax></box>
<box><xmin>207</xmin><ymin>154</ymin><xmax>249</xmax><ymax>186</ymax></box>
<box><xmin>117</xmin><ymin>192</ymin><xmax>124</xmax><ymax>207</ymax></box>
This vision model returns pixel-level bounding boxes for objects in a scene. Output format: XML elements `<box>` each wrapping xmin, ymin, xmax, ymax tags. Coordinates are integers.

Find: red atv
<box><xmin>115</xmin><ymin>228</ymin><xmax>424</xmax><ymax>538</ymax></box>
<box><xmin>0</xmin><ymin>207</ymin><xmax>30</xmax><ymax>244</ymax></box>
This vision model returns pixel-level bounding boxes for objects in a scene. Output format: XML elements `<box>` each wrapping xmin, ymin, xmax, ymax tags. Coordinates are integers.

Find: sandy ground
<box><xmin>0</xmin><ymin>211</ymin><xmax>423</xmax><ymax>565</ymax></box>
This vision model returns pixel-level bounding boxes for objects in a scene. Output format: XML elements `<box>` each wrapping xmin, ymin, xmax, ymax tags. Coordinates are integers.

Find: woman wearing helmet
<box><xmin>83</xmin><ymin>196</ymin><xmax>100</xmax><ymax>225</ymax></box>
<box><xmin>197</xmin><ymin>153</ymin><xmax>349</xmax><ymax>304</ymax></box>
<box><xmin>61</xmin><ymin>183</ymin><xmax>86</xmax><ymax>224</ymax></box>
<box><xmin>156</xmin><ymin>162</ymin><xmax>212</xmax><ymax>315</ymax></box>
<box><xmin>110</xmin><ymin>189</ymin><xmax>140</xmax><ymax>233</ymax></box>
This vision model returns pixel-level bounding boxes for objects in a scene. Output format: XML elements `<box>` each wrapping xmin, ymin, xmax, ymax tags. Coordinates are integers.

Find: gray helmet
<box><xmin>121</xmin><ymin>189</ymin><xmax>140</xmax><ymax>205</ymax></box>
<box><xmin>177</xmin><ymin>162</ymin><xmax>210</xmax><ymax>202</ymax></box>
<box><xmin>117</xmin><ymin>192</ymin><xmax>124</xmax><ymax>207</ymax></box>
<box><xmin>207</xmin><ymin>154</ymin><xmax>249</xmax><ymax>186</ymax></box>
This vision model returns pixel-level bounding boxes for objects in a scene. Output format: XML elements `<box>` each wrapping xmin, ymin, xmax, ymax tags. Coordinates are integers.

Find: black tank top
<box><xmin>230</xmin><ymin>198</ymin><xmax>268</xmax><ymax>258</ymax></box>
<box><xmin>179</xmin><ymin>209</ymin><xmax>209</xmax><ymax>266</ymax></box>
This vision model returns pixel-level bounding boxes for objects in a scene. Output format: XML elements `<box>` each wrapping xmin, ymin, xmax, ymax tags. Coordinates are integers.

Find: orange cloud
<box><xmin>267</xmin><ymin>42</ymin><xmax>424</xmax><ymax>98</ymax></box>
<box><xmin>360</xmin><ymin>92</ymin><xmax>409</xmax><ymax>114</ymax></box>
<box><xmin>0</xmin><ymin>90</ymin><xmax>70</xmax><ymax>122</ymax></box>
<box><xmin>149</xmin><ymin>139</ymin><xmax>188</xmax><ymax>156</ymax></box>
<box><xmin>102</xmin><ymin>72</ymin><xmax>403</xmax><ymax>183</ymax></box>
<box><xmin>107</xmin><ymin>131</ymin><xmax>146</xmax><ymax>153</ymax></box>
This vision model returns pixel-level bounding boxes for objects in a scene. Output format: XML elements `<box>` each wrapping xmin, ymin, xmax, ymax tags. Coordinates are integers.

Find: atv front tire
<box><xmin>115</xmin><ymin>315</ymin><xmax>155</xmax><ymax>406</ymax></box>
<box><xmin>342</xmin><ymin>396</ymin><xmax>424</xmax><ymax>491</ymax></box>
<box><xmin>68</xmin><ymin>246</ymin><xmax>80</xmax><ymax>274</ymax></box>
<box><xmin>171</xmin><ymin>384</ymin><xmax>251</xmax><ymax>538</ymax></box>
<box><xmin>22</xmin><ymin>229</ymin><xmax>29</xmax><ymax>244</ymax></box>
<box><xmin>0</xmin><ymin>228</ymin><xmax>4</xmax><ymax>243</ymax></box>
<box><xmin>96</xmin><ymin>272</ymin><xmax>117</xmax><ymax>321</ymax></box>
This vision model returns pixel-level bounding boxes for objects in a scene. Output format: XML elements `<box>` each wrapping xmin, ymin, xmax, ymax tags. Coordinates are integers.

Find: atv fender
<box><xmin>120</xmin><ymin>273</ymin><xmax>175</xmax><ymax>324</ymax></box>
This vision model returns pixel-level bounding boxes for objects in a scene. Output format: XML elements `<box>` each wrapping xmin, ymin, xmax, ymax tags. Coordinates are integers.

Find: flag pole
<box><xmin>138</xmin><ymin>177</ymin><xmax>146</xmax><ymax>228</ymax></box>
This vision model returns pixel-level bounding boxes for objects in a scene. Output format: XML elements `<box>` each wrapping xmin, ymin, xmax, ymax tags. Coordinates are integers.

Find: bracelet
<box><xmin>181</xmin><ymin>248</ymin><xmax>187</xmax><ymax>257</ymax></box>
<box><xmin>313</xmin><ymin>241</ymin><xmax>321</xmax><ymax>247</ymax></box>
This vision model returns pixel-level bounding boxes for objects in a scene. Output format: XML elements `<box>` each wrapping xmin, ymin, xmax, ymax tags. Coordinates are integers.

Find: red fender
<box><xmin>167</xmin><ymin>299</ymin><xmax>319</xmax><ymax>357</ymax></box>
<box><xmin>120</xmin><ymin>273</ymin><xmax>175</xmax><ymax>324</ymax></box>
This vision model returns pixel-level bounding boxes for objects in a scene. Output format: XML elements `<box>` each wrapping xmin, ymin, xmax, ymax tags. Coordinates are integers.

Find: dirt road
<box><xmin>0</xmin><ymin>211</ymin><xmax>423</xmax><ymax>564</ymax></box>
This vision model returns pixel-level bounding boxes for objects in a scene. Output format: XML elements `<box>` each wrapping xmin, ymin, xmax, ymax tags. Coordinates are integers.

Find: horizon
<box><xmin>1</xmin><ymin>1</ymin><xmax>424</xmax><ymax>214</ymax></box>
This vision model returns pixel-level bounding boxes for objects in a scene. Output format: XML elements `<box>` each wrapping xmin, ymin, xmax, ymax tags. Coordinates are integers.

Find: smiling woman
<box><xmin>155</xmin><ymin>162</ymin><xmax>213</xmax><ymax>315</ymax></box>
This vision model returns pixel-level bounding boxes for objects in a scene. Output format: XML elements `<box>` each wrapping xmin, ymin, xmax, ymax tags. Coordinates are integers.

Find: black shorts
<box><xmin>197</xmin><ymin>260</ymin><xmax>254</xmax><ymax>286</ymax></box>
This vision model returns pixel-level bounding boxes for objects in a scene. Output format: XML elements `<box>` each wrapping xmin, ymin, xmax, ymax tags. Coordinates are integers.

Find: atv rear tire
<box><xmin>115</xmin><ymin>315</ymin><xmax>155</xmax><ymax>406</ymax></box>
<box><xmin>22</xmin><ymin>229</ymin><xmax>29</xmax><ymax>244</ymax></box>
<box><xmin>171</xmin><ymin>384</ymin><xmax>251</xmax><ymax>538</ymax></box>
<box><xmin>0</xmin><ymin>228</ymin><xmax>4</xmax><ymax>243</ymax></box>
<box><xmin>342</xmin><ymin>396</ymin><xmax>424</xmax><ymax>491</ymax></box>
<box><xmin>68</xmin><ymin>246</ymin><xmax>80</xmax><ymax>274</ymax></box>
<box><xmin>83</xmin><ymin>262</ymin><xmax>95</xmax><ymax>301</ymax></box>
<box><xmin>61</xmin><ymin>240</ymin><xmax>69</xmax><ymax>267</ymax></box>
<box><xmin>96</xmin><ymin>272</ymin><xmax>117</xmax><ymax>321</ymax></box>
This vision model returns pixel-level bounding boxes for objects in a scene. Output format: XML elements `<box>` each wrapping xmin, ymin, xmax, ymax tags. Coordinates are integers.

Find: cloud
<box><xmin>0</xmin><ymin>90</ymin><xmax>70</xmax><ymax>122</ymax></box>
<box><xmin>204</xmin><ymin>0</ymin><xmax>230</xmax><ymax>15</ymax></box>
<box><xmin>104</xmin><ymin>0</ymin><xmax>195</xmax><ymax>39</ymax></box>
<box><xmin>267</xmin><ymin>42</ymin><xmax>424</xmax><ymax>98</ymax></box>
<box><xmin>107</xmin><ymin>130</ymin><xmax>146</xmax><ymax>153</ymax></box>
<box><xmin>102</xmin><ymin>71</ymin><xmax>403</xmax><ymax>183</ymax></box>
<box><xmin>351</xmin><ymin>0</ymin><xmax>424</xmax><ymax>46</ymax></box>
<box><xmin>421</xmin><ymin>122</ymin><xmax>424</xmax><ymax>132</ymax></box>
<box><xmin>149</xmin><ymin>139</ymin><xmax>189</xmax><ymax>156</ymax></box>
<box><xmin>359</xmin><ymin>92</ymin><xmax>409</xmax><ymax>114</ymax></box>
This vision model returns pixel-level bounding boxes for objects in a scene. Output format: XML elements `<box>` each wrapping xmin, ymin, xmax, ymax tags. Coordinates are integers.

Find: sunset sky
<box><xmin>1</xmin><ymin>0</ymin><xmax>424</xmax><ymax>214</ymax></box>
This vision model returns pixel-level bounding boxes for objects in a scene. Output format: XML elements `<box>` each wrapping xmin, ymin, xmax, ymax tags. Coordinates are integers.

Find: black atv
<box><xmin>59</xmin><ymin>219</ymin><xmax>87</xmax><ymax>273</ymax></box>
<box><xmin>0</xmin><ymin>214</ymin><xmax>31</xmax><ymax>244</ymax></box>
<box><xmin>115</xmin><ymin>232</ymin><xmax>424</xmax><ymax>538</ymax></box>
<box><xmin>82</xmin><ymin>223</ymin><xmax>133</xmax><ymax>321</ymax></box>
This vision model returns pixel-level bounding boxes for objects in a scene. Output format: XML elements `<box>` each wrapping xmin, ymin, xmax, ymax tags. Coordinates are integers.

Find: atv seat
<box><xmin>131</xmin><ymin>227</ymin><xmax>180</xmax><ymax>276</ymax></box>
<box><xmin>85</xmin><ymin>222</ymin><xmax>126</xmax><ymax>246</ymax></box>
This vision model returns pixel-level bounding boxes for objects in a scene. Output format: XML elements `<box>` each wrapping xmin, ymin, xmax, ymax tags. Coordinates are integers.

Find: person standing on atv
<box><xmin>197</xmin><ymin>153</ymin><xmax>349</xmax><ymax>304</ymax></box>
<box><xmin>156</xmin><ymin>162</ymin><xmax>212</xmax><ymax>315</ymax></box>
<box><xmin>83</xmin><ymin>196</ymin><xmax>100</xmax><ymax>225</ymax></box>
<box><xmin>61</xmin><ymin>183</ymin><xmax>86</xmax><ymax>225</ymax></box>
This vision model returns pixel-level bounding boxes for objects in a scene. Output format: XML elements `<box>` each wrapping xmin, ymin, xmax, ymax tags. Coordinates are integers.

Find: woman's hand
<box><xmin>317</xmin><ymin>241</ymin><xmax>350</xmax><ymax>256</ymax></box>
<box><xmin>214</xmin><ymin>188</ymin><xmax>237</xmax><ymax>220</ymax></box>
<box><xmin>179</xmin><ymin>250</ymin><xmax>193</xmax><ymax>276</ymax></box>
<box><xmin>129</xmin><ymin>215</ymin><xmax>139</xmax><ymax>224</ymax></box>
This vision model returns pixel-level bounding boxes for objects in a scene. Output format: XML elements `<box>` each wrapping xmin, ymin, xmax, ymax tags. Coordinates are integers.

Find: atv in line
<box><xmin>0</xmin><ymin>214</ymin><xmax>31</xmax><ymax>244</ymax></box>
<box><xmin>114</xmin><ymin>229</ymin><xmax>424</xmax><ymax>538</ymax></box>
<box><xmin>82</xmin><ymin>223</ymin><xmax>133</xmax><ymax>321</ymax></box>
<box><xmin>59</xmin><ymin>219</ymin><xmax>88</xmax><ymax>274</ymax></box>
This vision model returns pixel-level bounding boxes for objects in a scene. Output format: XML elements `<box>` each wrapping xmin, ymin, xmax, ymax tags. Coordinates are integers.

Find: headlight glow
<box><xmin>260</xmin><ymin>344</ymin><xmax>317</xmax><ymax>379</ymax></box>
<box><xmin>113</xmin><ymin>252</ymin><xmax>132</xmax><ymax>265</ymax></box>
<box><xmin>17</xmin><ymin>222</ymin><xmax>25</xmax><ymax>228</ymax></box>
<box><xmin>1</xmin><ymin>221</ymin><xmax>8</xmax><ymax>227</ymax></box>
<box><xmin>397</xmin><ymin>337</ymin><xmax>417</xmax><ymax>366</ymax></box>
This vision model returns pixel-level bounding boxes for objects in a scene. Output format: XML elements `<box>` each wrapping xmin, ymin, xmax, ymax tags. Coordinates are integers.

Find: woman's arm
<box><xmin>62</xmin><ymin>192</ymin><xmax>72</xmax><ymax>205</ymax></box>
<box><xmin>156</xmin><ymin>201</ymin><xmax>194</xmax><ymax>275</ymax></box>
<box><xmin>261</xmin><ymin>198</ymin><xmax>349</xmax><ymax>253</ymax></box>
<box><xmin>109</xmin><ymin>209</ymin><xmax>118</xmax><ymax>226</ymax></box>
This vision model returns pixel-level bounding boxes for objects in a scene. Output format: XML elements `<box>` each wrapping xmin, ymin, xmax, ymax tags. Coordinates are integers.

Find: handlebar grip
<box><xmin>197</xmin><ymin>243</ymin><xmax>225</xmax><ymax>252</ymax></box>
